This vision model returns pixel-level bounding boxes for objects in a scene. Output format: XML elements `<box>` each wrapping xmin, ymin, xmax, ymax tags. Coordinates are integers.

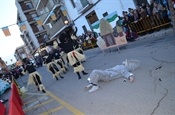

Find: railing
<box><xmin>41</xmin><ymin>1</ymin><xmax>62</xmax><ymax>24</ymax></box>
<box><xmin>31</xmin><ymin>0</ymin><xmax>40</xmax><ymax>9</ymax></box>
<box><xmin>75</xmin><ymin>0</ymin><xmax>92</xmax><ymax>13</ymax></box>
<box><xmin>45</xmin><ymin>18</ymin><xmax>65</xmax><ymax>38</ymax></box>
<box><xmin>128</xmin><ymin>14</ymin><xmax>171</xmax><ymax>35</ymax></box>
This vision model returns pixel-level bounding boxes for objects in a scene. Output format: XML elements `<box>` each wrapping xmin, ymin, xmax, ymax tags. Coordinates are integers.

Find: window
<box><xmin>37</xmin><ymin>25</ymin><xmax>44</xmax><ymax>31</ymax></box>
<box><xmin>33</xmin><ymin>0</ymin><xmax>38</xmax><ymax>4</ymax></box>
<box><xmin>26</xmin><ymin>2</ymin><xmax>33</xmax><ymax>9</ymax></box>
<box><xmin>86</xmin><ymin>11</ymin><xmax>98</xmax><ymax>24</ymax></box>
<box><xmin>30</xmin><ymin>42</ymin><xmax>35</xmax><ymax>49</ymax></box>
<box><xmin>82</xmin><ymin>25</ymin><xmax>87</xmax><ymax>34</ymax></box>
<box><xmin>39</xmin><ymin>7</ymin><xmax>48</xmax><ymax>15</ymax></box>
<box><xmin>31</xmin><ymin>13</ymin><xmax>37</xmax><ymax>19</ymax></box>
<box><xmin>103</xmin><ymin>12</ymin><xmax>108</xmax><ymax>17</ymax></box>
<box><xmin>70</xmin><ymin>0</ymin><xmax>76</xmax><ymax>8</ymax></box>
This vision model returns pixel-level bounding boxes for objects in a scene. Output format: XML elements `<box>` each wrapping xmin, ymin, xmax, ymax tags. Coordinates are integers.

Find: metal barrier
<box><xmin>128</xmin><ymin>14</ymin><xmax>171</xmax><ymax>35</ymax></box>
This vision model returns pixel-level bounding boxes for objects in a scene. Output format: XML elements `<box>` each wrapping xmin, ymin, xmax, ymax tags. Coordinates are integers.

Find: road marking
<box><xmin>24</xmin><ymin>95</ymin><xmax>48</xmax><ymax>105</ymax></box>
<box><xmin>22</xmin><ymin>89</ymin><xmax>38</xmax><ymax>99</ymax></box>
<box><xmin>46</xmin><ymin>90</ymin><xmax>84</xmax><ymax>115</ymax></box>
<box><xmin>39</xmin><ymin>106</ymin><xmax>64</xmax><ymax>115</ymax></box>
<box><xmin>25</xmin><ymin>92</ymin><xmax>47</xmax><ymax>96</ymax></box>
<box><xmin>22</xmin><ymin>94</ymin><xmax>33</xmax><ymax>100</ymax></box>
<box><xmin>24</xmin><ymin>99</ymin><xmax>54</xmax><ymax>112</ymax></box>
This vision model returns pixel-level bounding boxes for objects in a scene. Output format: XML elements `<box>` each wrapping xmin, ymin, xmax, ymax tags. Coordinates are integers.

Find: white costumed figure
<box><xmin>85</xmin><ymin>59</ymin><xmax>140</xmax><ymax>92</ymax></box>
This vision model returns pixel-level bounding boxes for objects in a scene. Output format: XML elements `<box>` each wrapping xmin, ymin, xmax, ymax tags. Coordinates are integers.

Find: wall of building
<box><xmin>15</xmin><ymin>45</ymin><xmax>31</xmax><ymax>61</ymax></box>
<box><xmin>15</xmin><ymin>1</ymin><xmax>40</xmax><ymax>49</ymax></box>
<box><xmin>64</xmin><ymin>0</ymin><xmax>136</xmax><ymax>36</ymax></box>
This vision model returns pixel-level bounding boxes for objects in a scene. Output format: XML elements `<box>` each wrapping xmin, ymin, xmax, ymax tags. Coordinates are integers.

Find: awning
<box><xmin>91</xmin><ymin>11</ymin><xmax>118</xmax><ymax>29</ymax></box>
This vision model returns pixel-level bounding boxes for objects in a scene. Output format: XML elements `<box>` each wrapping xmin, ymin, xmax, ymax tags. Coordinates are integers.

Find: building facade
<box><xmin>14</xmin><ymin>45</ymin><xmax>32</xmax><ymax>61</ymax></box>
<box><xmin>31</xmin><ymin>0</ymin><xmax>74</xmax><ymax>43</ymax></box>
<box><xmin>15</xmin><ymin>0</ymin><xmax>48</xmax><ymax>55</ymax></box>
<box><xmin>15</xmin><ymin>0</ymin><xmax>150</xmax><ymax>55</ymax></box>
<box><xmin>64</xmin><ymin>0</ymin><xmax>138</xmax><ymax>35</ymax></box>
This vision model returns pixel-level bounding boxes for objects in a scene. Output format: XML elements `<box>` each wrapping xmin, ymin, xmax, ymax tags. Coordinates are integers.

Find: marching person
<box><xmin>22</xmin><ymin>58</ymin><xmax>46</xmax><ymax>93</ymax></box>
<box><xmin>44</xmin><ymin>46</ymin><xmax>64</xmax><ymax>81</ymax></box>
<box><xmin>67</xmin><ymin>50</ymin><xmax>88</xmax><ymax>79</ymax></box>
<box><xmin>71</xmin><ymin>27</ymin><xmax>84</xmax><ymax>55</ymax></box>
<box><xmin>59</xmin><ymin>32</ymin><xmax>88</xmax><ymax>79</ymax></box>
<box><xmin>52</xmin><ymin>41</ymin><xmax>68</xmax><ymax>73</ymax></box>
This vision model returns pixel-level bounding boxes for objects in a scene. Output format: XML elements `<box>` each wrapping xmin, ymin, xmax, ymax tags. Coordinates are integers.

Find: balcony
<box><xmin>19</xmin><ymin>1</ymin><xmax>35</xmax><ymax>13</ymax></box>
<box><xmin>25</xmin><ymin>12</ymin><xmax>38</xmax><ymax>22</ymax></box>
<box><xmin>41</xmin><ymin>1</ymin><xmax>62</xmax><ymax>24</ymax></box>
<box><xmin>75</xmin><ymin>0</ymin><xmax>93</xmax><ymax>14</ymax></box>
<box><xmin>30</xmin><ymin>23</ymin><xmax>46</xmax><ymax>35</ymax></box>
<box><xmin>34</xmin><ymin>29</ymin><xmax>47</xmax><ymax>35</ymax></box>
<box><xmin>31</xmin><ymin>0</ymin><xmax>39</xmax><ymax>8</ymax></box>
<box><xmin>45</xmin><ymin>18</ymin><xmax>66</xmax><ymax>39</ymax></box>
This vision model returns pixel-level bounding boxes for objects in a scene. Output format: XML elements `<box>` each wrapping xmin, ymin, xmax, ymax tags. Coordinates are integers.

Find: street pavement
<box><xmin>3</xmin><ymin>28</ymin><xmax>175</xmax><ymax>115</ymax></box>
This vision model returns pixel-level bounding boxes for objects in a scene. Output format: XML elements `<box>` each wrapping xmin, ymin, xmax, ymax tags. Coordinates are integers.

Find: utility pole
<box><xmin>168</xmin><ymin>0</ymin><xmax>175</xmax><ymax>31</ymax></box>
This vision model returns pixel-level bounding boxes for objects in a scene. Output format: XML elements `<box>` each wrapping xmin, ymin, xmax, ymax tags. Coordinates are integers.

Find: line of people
<box><xmin>22</xmin><ymin>27</ymin><xmax>88</xmax><ymax>93</ymax></box>
<box><xmin>116</xmin><ymin>0</ymin><xmax>171</xmax><ymax>41</ymax></box>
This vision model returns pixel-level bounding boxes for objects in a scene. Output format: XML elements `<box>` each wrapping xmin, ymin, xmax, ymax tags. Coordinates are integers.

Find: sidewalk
<box><xmin>137</xmin><ymin>27</ymin><xmax>174</xmax><ymax>40</ymax></box>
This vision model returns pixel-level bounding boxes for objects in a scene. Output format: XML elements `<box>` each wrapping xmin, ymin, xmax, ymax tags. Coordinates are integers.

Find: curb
<box><xmin>137</xmin><ymin>28</ymin><xmax>174</xmax><ymax>40</ymax></box>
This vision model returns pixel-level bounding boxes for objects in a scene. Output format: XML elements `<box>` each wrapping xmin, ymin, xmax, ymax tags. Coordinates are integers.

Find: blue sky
<box><xmin>0</xmin><ymin>0</ymin><xmax>24</xmax><ymax>65</ymax></box>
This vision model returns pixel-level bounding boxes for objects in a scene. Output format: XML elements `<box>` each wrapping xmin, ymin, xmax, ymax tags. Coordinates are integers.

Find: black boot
<box><xmin>55</xmin><ymin>76</ymin><xmax>59</xmax><ymax>80</ymax></box>
<box><xmin>77</xmin><ymin>72</ymin><xmax>81</xmax><ymax>79</ymax></box>
<box><xmin>82</xmin><ymin>71</ymin><xmax>88</xmax><ymax>75</ymax></box>
<box><xmin>64</xmin><ymin>67</ymin><xmax>68</xmax><ymax>71</ymax></box>
<box><xmin>42</xmin><ymin>90</ymin><xmax>46</xmax><ymax>93</ymax></box>
<box><xmin>60</xmin><ymin>75</ymin><xmax>64</xmax><ymax>79</ymax></box>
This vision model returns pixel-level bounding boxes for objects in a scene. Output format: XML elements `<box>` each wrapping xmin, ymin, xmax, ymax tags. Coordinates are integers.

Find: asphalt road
<box><xmin>15</xmin><ymin>28</ymin><xmax>175</xmax><ymax>115</ymax></box>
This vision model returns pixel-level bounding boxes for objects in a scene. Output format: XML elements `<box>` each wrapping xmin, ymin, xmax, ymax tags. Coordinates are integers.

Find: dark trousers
<box><xmin>33</xmin><ymin>74</ymin><xmax>42</xmax><ymax>86</ymax></box>
<box><xmin>49</xmin><ymin>64</ymin><xmax>59</xmax><ymax>74</ymax></box>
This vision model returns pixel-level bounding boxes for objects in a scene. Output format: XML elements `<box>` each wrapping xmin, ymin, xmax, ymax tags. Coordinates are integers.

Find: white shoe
<box><xmin>85</xmin><ymin>84</ymin><xmax>93</xmax><ymax>90</ymax></box>
<box><xmin>89</xmin><ymin>86</ymin><xmax>99</xmax><ymax>93</ymax></box>
<box><xmin>129</xmin><ymin>76</ymin><xmax>134</xmax><ymax>82</ymax></box>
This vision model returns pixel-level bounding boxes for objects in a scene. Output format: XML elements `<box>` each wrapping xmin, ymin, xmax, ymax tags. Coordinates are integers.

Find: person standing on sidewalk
<box><xmin>22</xmin><ymin>58</ymin><xmax>46</xmax><ymax>93</ymax></box>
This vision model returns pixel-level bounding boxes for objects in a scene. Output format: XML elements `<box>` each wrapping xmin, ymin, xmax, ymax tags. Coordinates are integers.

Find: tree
<box><xmin>168</xmin><ymin>0</ymin><xmax>175</xmax><ymax>31</ymax></box>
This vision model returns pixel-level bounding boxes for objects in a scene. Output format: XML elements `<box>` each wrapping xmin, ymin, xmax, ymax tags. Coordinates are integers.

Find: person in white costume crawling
<box><xmin>22</xmin><ymin>58</ymin><xmax>46</xmax><ymax>93</ymax></box>
<box><xmin>85</xmin><ymin>59</ymin><xmax>140</xmax><ymax>93</ymax></box>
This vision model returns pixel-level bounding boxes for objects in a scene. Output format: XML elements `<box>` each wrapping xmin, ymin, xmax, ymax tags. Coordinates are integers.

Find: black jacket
<box><xmin>24</xmin><ymin>63</ymin><xmax>36</xmax><ymax>74</ymax></box>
